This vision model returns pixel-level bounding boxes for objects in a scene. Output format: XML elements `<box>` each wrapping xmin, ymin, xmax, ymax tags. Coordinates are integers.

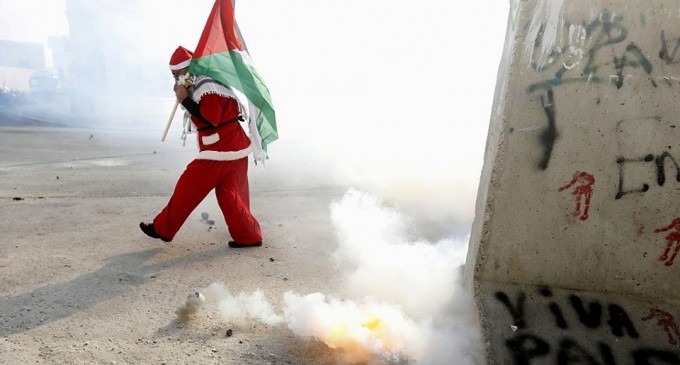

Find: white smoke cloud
<box><xmin>330</xmin><ymin>190</ymin><xmax>466</xmax><ymax>319</ymax></box>
<box><xmin>194</xmin><ymin>190</ymin><xmax>484</xmax><ymax>365</ymax></box>
<box><xmin>201</xmin><ymin>282</ymin><xmax>283</xmax><ymax>327</ymax></box>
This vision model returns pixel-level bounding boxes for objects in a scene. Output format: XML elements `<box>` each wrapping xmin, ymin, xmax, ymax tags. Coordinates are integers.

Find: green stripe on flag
<box><xmin>190</xmin><ymin>51</ymin><xmax>278</xmax><ymax>150</ymax></box>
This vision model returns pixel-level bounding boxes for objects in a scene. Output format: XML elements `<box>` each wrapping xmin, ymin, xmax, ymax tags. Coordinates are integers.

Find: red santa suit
<box><xmin>151</xmin><ymin>74</ymin><xmax>262</xmax><ymax>245</ymax></box>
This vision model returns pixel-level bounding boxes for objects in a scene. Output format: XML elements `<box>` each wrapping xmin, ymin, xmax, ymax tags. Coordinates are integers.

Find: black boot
<box><xmin>139</xmin><ymin>222</ymin><xmax>171</xmax><ymax>242</ymax></box>
<box><xmin>228</xmin><ymin>240</ymin><xmax>262</xmax><ymax>248</ymax></box>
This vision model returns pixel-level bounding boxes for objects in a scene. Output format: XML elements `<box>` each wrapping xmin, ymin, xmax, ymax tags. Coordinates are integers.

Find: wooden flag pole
<box><xmin>162</xmin><ymin>73</ymin><xmax>193</xmax><ymax>142</ymax></box>
<box><xmin>161</xmin><ymin>99</ymin><xmax>180</xmax><ymax>142</ymax></box>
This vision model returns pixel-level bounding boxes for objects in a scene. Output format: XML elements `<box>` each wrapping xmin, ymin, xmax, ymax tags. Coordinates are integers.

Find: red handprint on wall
<box><xmin>642</xmin><ymin>306</ymin><xmax>680</xmax><ymax>345</ymax></box>
<box><xmin>558</xmin><ymin>171</ymin><xmax>595</xmax><ymax>221</ymax></box>
<box><xmin>655</xmin><ymin>217</ymin><xmax>680</xmax><ymax>267</ymax></box>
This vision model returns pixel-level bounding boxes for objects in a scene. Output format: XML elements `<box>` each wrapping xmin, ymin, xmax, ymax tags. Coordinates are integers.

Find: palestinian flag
<box><xmin>189</xmin><ymin>0</ymin><xmax>278</xmax><ymax>159</ymax></box>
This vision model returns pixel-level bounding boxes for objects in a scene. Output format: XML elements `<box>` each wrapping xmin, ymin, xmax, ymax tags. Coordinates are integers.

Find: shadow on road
<box><xmin>0</xmin><ymin>246</ymin><xmax>230</xmax><ymax>336</ymax></box>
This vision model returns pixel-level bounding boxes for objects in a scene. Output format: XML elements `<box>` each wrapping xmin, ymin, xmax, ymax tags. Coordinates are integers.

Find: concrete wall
<box><xmin>465</xmin><ymin>0</ymin><xmax>680</xmax><ymax>363</ymax></box>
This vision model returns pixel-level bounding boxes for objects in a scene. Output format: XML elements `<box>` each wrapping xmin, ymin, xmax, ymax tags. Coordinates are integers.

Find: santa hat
<box><xmin>169</xmin><ymin>46</ymin><xmax>193</xmax><ymax>70</ymax></box>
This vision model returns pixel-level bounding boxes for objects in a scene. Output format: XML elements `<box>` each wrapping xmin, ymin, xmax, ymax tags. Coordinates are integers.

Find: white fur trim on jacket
<box><xmin>196</xmin><ymin>146</ymin><xmax>252</xmax><ymax>161</ymax></box>
<box><xmin>201</xmin><ymin>133</ymin><xmax>220</xmax><ymax>145</ymax></box>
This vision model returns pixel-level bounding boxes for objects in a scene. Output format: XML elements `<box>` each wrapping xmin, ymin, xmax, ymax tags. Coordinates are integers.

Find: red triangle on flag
<box><xmin>194</xmin><ymin>0</ymin><xmax>245</xmax><ymax>57</ymax></box>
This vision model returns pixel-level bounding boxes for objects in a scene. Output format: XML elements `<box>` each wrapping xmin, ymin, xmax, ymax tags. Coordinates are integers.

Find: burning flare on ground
<box><xmin>283</xmin><ymin>292</ymin><xmax>425</xmax><ymax>362</ymax></box>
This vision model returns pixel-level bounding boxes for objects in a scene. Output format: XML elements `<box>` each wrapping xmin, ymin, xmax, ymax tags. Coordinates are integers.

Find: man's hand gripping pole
<box><xmin>161</xmin><ymin>74</ymin><xmax>193</xmax><ymax>142</ymax></box>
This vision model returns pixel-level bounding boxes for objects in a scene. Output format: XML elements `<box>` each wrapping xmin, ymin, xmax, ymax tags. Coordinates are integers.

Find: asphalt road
<box><xmin>0</xmin><ymin>121</ymin><xmax>353</xmax><ymax>364</ymax></box>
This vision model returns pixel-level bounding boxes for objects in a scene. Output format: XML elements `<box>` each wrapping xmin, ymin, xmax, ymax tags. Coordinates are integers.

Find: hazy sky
<box><xmin>0</xmin><ymin>0</ymin><xmax>511</xmax><ymax>236</ymax></box>
<box><xmin>0</xmin><ymin>0</ymin><xmax>68</xmax><ymax>42</ymax></box>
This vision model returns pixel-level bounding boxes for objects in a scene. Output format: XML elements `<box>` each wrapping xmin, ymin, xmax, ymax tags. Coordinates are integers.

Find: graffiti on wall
<box><xmin>526</xmin><ymin>10</ymin><xmax>653</xmax><ymax>94</ymax></box>
<box><xmin>558</xmin><ymin>171</ymin><xmax>595</xmax><ymax>221</ymax></box>
<box><xmin>615</xmin><ymin>116</ymin><xmax>680</xmax><ymax>200</ymax></box>
<box><xmin>654</xmin><ymin>218</ymin><xmax>680</xmax><ymax>267</ymax></box>
<box><xmin>538</xmin><ymin>89</ymin><xmax>558</xmax><ymax>170</ymax></box>
<box><xmin>520</xmin><ymin>12</ymin><xmax>679</xmax><ymax>169</ymax></box>
<box><xmin>485</xmin><ymin>6</ymin><xmax>680</xmax><ymax>364</ymax></box>
<box><xmin>641</xmin><ymin>307</ymin><xmax>680</xmax><ymax>346</ymax></box>
<box><xmin>660</xmin><ymin>30</ymin><xmax>680</xmax><ymax>65</ymax></box>
<box><xmin>495</xmin><ymin>289</ymin><xmax>680</xmax><ymax>364</ymax></box>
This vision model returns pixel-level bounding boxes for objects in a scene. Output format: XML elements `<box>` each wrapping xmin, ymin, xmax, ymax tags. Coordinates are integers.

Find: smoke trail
<box><xmin>200</xmin><ymin>282</ymin><xmax>283</xmax><ymax>327</ymax></box>
<box><xmin>193</xmin><ymin>190</ymin><xmax>483</xmax><ymax>364</ymax></box>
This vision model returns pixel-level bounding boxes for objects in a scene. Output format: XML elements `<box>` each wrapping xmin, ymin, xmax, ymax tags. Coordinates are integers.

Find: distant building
<box><xmin>65</xmin><ymin>0</ymin><xmax>169</xmax><ymax>119</ymax></box>
<box><xmin>0</xmin><ymin>40</ymin><xmax>45</xmax><ymax>91</ymax></box>
<box><xmin>1</xmin><ymin>1</ymin><xmax>172</xmax><ymax>123</ymax></box>
<box><xmin>0</xmin><ymin>40</ymin><xmax>44</xmax><ymax>69</ymax></box>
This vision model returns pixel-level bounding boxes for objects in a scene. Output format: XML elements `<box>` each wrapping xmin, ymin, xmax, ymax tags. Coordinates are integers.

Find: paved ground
<box><xmin>0</xmin><ymin>119</ymin><xmax>356</xmax><ymax>364</ymax></box>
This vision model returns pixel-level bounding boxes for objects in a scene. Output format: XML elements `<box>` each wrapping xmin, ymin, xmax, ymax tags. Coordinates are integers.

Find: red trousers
<box><xmin>153</xmin><ymin>157</ymin><xmax>262</xmax><ymax>244</ymax></box>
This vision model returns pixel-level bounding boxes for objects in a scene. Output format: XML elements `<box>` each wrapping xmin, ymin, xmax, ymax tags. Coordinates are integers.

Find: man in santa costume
<box><xmin>140</xmin><ymin>46</ymin><xmax>262</xmax><ymax>248</ymax></box>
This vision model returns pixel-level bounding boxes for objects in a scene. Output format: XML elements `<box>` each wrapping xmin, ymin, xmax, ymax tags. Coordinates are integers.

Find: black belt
<box><xmin>196</xmin><ymin>115</ymin><xmax>244</xmax><ymax>132</ymax></box>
